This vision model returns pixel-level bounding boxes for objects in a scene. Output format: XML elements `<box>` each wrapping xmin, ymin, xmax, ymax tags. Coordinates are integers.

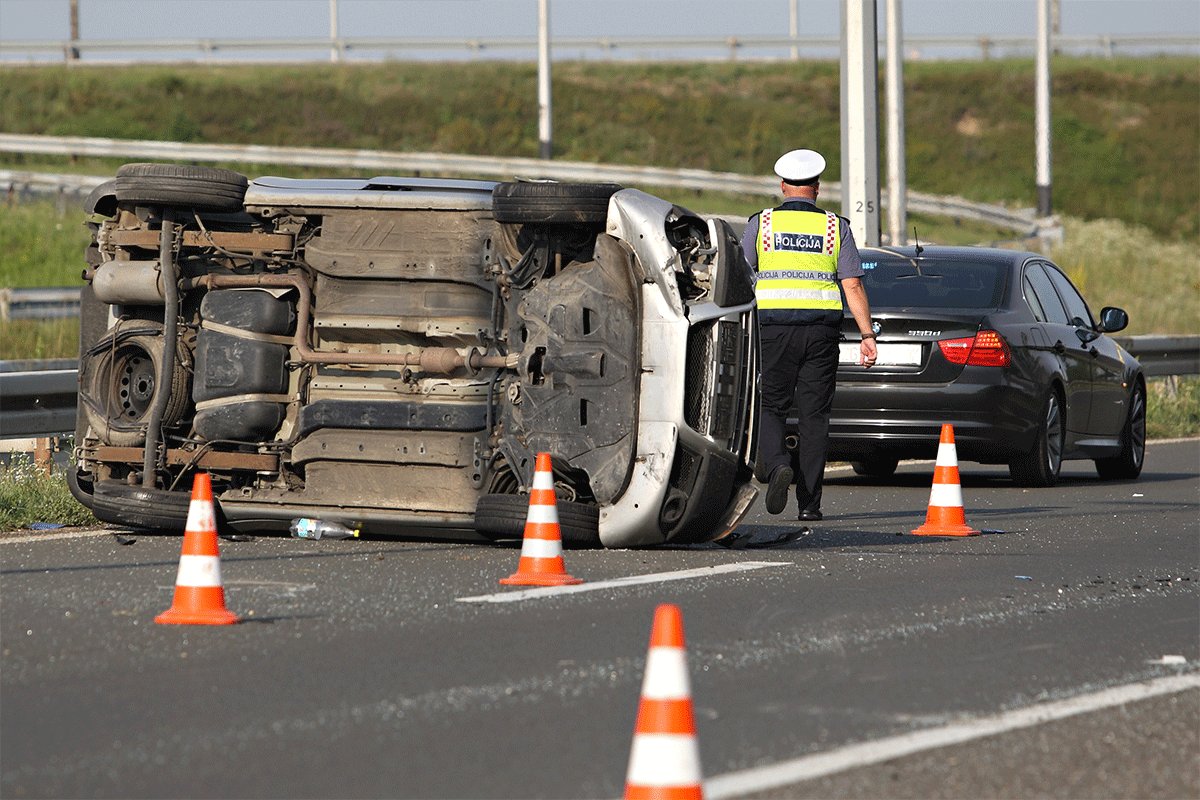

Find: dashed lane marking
<box><xmin>704</xmin><ymin>671</ymin><xmax>1200</xmax><ymax>799</ymax></box>
<box><xmin>456</xmin><ymin>561</ymin><xmax>787</xmax><ymax>604</ymax></box>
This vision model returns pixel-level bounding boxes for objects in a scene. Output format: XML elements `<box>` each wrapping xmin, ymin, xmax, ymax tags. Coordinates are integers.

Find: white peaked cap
<box><xmin>773</xmin><ymin>149</ymin><xmax>826</xmax><ymax>182</ymax></box>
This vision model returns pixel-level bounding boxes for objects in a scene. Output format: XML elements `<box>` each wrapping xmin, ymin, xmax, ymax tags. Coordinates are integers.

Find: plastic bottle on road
<box><xmin>289</xmin><ymin>518</ymin><xmax>361</xmax><ymax>540</ymax></box>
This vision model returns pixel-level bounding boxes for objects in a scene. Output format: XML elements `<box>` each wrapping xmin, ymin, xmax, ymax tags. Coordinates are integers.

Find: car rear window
<box><xmin>857</xmin><ymin>257</ymin><xmax>1008</xmax><ymax>309</ymax></box>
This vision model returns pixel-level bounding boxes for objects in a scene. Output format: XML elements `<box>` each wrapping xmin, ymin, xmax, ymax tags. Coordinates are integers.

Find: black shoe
<box><xmin>798</xmin><ymin>509</ymin><xmax>823</xmax><ymax>522</ymax></box>
<box><xmin>765</xmin><ymin>466</ymin><xmax>793</xmax><ymax>515</ymax></box>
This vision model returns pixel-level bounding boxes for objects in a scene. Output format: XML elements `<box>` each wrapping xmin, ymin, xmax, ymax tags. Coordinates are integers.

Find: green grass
<box><xmin>0</xmin><ymin>318</ymin><xmax>79</xmax><ymax>360</ymax></box>
<box><xmin>1049</xmin><ymin>218</ymin><xmax>1200</xmax><ymax>336</ymax></box>
<box><xmin>0</xmin><ymin>56</ymin><xmax>1197</xmax><ymax>238</ymax></box>
<box><xmin>0</xmin><ymin>452</ymin><xmax>97</xmax><ymax>531</ymax></box>
<box><xmin>0</xmin><ymin>198</ymin><xmax>91</xmax><ymax>287</ymax></box>
<box><xmin>1148</xmin><ymin>377</ymin><xmax>1200</xmax><ymax>440</ymax></box>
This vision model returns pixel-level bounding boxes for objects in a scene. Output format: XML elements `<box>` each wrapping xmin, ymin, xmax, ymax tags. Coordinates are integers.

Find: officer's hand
<box><xmin>861</xmin><ymin>339</ymin><xmax>878</xmax><ymax>368</ymax></box>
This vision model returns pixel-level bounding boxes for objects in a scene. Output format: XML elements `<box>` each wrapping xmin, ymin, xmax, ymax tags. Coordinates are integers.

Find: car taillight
<box><xmin>938</xmin><ymin>330</ymin><xmax>1011</xmax><ymax>367</ymax></box>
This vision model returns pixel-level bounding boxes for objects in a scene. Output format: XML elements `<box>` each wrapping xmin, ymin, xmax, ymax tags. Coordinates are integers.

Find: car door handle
<box><xmin>1053</xmin><ymin>341</ymin><xmax>1066</xmax><ymax>354</ymax></box>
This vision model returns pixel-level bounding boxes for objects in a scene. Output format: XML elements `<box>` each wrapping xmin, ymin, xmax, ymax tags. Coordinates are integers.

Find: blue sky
<box><xmin>1</xmin><ymin>0</ymin><xmax>1197</xmax><ymax>62</ymax></box>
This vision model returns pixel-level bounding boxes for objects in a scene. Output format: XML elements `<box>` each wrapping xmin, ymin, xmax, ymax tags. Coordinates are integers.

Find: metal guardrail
<box><xmin>0</xmin><ymin>359</ymin><xmax>78</xmax><ymax>438</ymax></box>
<box><xmin>0</xmin><ymin>287</ymin><xmax>81</xmax><ymax>321</ymax></box>
<box><xmin>1114</xmin><ymin>336</ymin><xmax>1200</xmax><ymax>378</ymax></box>
<box><xmin>1</xmin><ymin>33</ymin><xmax>1196</xmax><ymax>63</ymax></box>
<box><xmin>2</xmin><ymin>338</ymin><xmax>1195</xmax><ymax>439</ymax></box>
<box><xmin>0</xmin><ymin>135</ymin><xmax>1050</xmax><ymax>239</ymax></box>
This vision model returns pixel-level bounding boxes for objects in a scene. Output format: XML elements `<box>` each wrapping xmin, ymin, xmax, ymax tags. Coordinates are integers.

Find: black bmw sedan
<box><xmin>812</xmin><ymin>245</ymin><xmax>1146</xmax><ymax>487</ymax></box>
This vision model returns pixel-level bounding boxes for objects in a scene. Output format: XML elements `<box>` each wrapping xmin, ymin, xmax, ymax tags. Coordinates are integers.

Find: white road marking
<box><xmin>704</xmin><ymin>672</ymin><xmax>1200</xmax><ymax>799</ymax></box>
<box><xmin>0</xmin><ymin>529</ymin><xmax>113</xmax><ymax>545</ymax></box>
<box><xmin>456</xmin><ymin>561</ymin><xmax>786</xmax><ymax>604</ymax></box>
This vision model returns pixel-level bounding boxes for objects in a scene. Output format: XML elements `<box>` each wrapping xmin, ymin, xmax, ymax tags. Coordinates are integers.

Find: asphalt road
<box><xmin>2</xmin><ymin>440</ymin><xmax>1198</xmax><ymax>799</ymax></box>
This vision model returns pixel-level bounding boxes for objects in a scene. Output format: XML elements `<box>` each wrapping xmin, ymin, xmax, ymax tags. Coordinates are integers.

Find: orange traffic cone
<box><xmin>625</xmin><ymin>604</ymin><xmax>703</xmax><ymax>800</ymax></box>
<box><xmin>912</xmin><ymin>423</ymin><xmax>980</xmax><ymax>537</ymax></box>
<box><xmin>499</xmin><ymin>453</ymin><xmax>583</xmax><ymax>587</ymax></box>
<box><xmin>155</xmin><ymin>472</ymin><xmax>239</xmax><ymax>625</ymax></box>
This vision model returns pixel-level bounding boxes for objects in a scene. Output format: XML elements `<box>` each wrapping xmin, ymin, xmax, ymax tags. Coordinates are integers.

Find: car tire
<box><xmin>474</xmin><ymin>493</ymin><xmax>601</xmax><ymax>548</ymax></box>
<box><xmin>114</xmin><ymin>163</ymin><xmax>248</xmax><ymax>211</ymax></box>
<box><xmin>491</xmin><ymin>182</ymin><xmax>621</xmax><ymax>225</ymax></box>
<box><xmin>89</xmin><ymin>481</ymin><xmax>191</xmax><ymax>531</ymax></box>
<box><xmin>1009</xmin><ymin>390</ymin><xmax>1064</xmax><ymax>487</ymax></box>
<box><xmin>1095</xmin><ymin>382</ymin><xmax>1146</xmax><ymax>480</ymax></box>
<box><xmin>80</xmin><ymin>322</ymin><xmax>191</xmax><ymax>447</ymax></box>
<box><xmin>851</xmin><ymin>455</ymin><xmax>899</xmax><ymax>478</ymax></box>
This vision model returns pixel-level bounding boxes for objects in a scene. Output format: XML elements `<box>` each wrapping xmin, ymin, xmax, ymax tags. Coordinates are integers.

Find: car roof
<box><xmin>245</xmin><ymin>175</ymin><xmax>498</xmax><ymax>210</ymax></box>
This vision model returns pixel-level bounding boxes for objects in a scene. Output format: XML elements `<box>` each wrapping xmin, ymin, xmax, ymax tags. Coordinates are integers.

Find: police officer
<box><xmin>742</xmin><ymin>149</ymin><xmax>878</xmax><ymax>520</ymax></box>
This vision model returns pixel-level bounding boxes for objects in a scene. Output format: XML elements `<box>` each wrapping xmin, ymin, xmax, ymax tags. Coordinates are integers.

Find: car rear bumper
<box><xmin>822</xmin><ymin>375</ymin><xmax>1041</xmax><ymax>463</ymax></box>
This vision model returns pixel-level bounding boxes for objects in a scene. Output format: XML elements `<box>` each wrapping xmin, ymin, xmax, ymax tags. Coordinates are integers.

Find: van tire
<box><xmin>492</xmin><ymin>182</ymin><xmax>620</xmax><ymax>225</ymax></box>
<box><xmin>474</xmin><ymin>493</ymin><xmax>601</xmax><ymax>548</ymax></box>
<box><xmin>115</xmin><ymin>163</ymin><xmax>248</xmax><ymax>211</ymax></box>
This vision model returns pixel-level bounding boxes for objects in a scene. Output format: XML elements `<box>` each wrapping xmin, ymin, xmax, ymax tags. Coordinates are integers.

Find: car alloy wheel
<box><xmin>1009</xmin><ymin>391</ymin><xmax>1063</xmax><ymax>487</ymax></box>
<box><xmin>1095</xmin><ymin>383</ymin><xmax>1146</xmax><ymax>480</ymax></box>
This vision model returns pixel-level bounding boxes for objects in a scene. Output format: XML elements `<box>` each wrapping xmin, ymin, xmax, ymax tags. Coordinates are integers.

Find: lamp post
<box><xmin>538</xmin><ymin>0</ymin><xmax>552</xmax><ymax>159</ymax></box>
<box><xmin>885</xmin><ymin>0</ymin><xmax>906</xmax><ymax>245</ymax></box>
<box><xmin>1036</xmin><ymin>0</ymin><xmax>1053</xmax><ymax>217</ymax></box>
<box><xmin>841</xmin><ymin>0</ymin><xmax>881</xmax><ymax>247</ymax></box>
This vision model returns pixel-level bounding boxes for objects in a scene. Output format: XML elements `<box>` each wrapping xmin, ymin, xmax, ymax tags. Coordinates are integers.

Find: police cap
<box><xmin>773</xmin><ymin>149</ymin><xmax>826</xmax><ymax>185</ymax></box>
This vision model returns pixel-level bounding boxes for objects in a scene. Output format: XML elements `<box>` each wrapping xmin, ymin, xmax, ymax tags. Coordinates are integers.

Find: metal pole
<box><xmin>329</xmin><ymin>0</ymin><xmax>339</xmax><ymax>63</ymax></box>
<box><xmin>1036</xmin><ymin>0</ymin><xmax>1052</xmax><ymax>217</ymax></box>
<box><xmin>840</xmin><ymin>0</ymin><xmax>881</xmax><ymax>247</ymax></box>
<box><xmin>68</xmin><ymin>0</ymin><xmax>80</xmax><ymax>61</ymax></box>
<box><xmin>538</xmin><ymin>0</ymin><xmax>552</xmax><ymax>159</ymax></box>
<box><xmin>885</xmin><ymin>0</ymin><xmax>906</xmax><ymax>245</ymax></box>
<box><xmin>789</xmin><ymin>0</ymin><xmax>799</xmax><ymax>61</ymax></box>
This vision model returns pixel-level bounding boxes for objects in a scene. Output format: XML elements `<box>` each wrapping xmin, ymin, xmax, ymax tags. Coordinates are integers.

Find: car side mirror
<box><xmin>1097</xmin><ymin>306</ymin><xmax>1128</xmax><ymax>333</ymax></box>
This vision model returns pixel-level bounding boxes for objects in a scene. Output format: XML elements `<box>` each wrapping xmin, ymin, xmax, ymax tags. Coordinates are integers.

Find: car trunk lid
<box><xmin>838</xmin><ymin>312</ymin><xmax>986</xmax><ymax>383</ymax></box>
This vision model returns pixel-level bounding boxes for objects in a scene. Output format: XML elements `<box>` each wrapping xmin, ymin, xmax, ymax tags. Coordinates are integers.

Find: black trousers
<box><xmin>757</xmin><ymin>323</ymin><xmax>840</xmax><ymax>513</ymax></box>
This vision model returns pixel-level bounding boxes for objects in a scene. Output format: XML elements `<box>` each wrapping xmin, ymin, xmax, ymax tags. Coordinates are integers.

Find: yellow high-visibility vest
<box><xmin>754</xmin><ymin>207</ymin><xmax>842</xmax><ymax>311</ymax></box>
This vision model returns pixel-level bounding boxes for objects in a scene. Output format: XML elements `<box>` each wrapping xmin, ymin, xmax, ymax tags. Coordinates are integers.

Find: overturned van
<box><xmin>70</xmin><ymin>164</ymin><xmax>760</xmax><ymax>547</ymax></box>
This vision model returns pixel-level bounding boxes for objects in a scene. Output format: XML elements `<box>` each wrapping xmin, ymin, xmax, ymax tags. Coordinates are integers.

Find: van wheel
<box><xmin>492</xmin><ymin>182</ymin><xmax>621</xmax><ymax>225</ymax></box>
<box><xmin>90</xmin><ymin>481</ymin><xmax>191</xmax><ymax>531</ymax></box>
<box><xmin>80</xmin><ymin>322</ymin><xmax>190</xmax><ymax>447</ymax></box>
<box><xmin>474</xmin><ymin>493</ymin><xmax>601</xmax><ymax>548</ymax></box>
<box><xmin>115</xmin><ymin>163</ymin><xmax>248</xmax><ymax>211</ymax></box>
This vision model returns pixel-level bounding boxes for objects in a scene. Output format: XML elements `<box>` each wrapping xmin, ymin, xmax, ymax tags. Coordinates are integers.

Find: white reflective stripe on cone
<box><xmin>184</xmin><ymin>501</ymin><xmax>216</xmax><ymax>534</ymax></box>
<box><xmin>928</xmin><ymin>482</ymin><xmax>964</xmax><ymax>508</ymax></box>
<box><xmin>642</xmin><ymin>647</ymin><xmax>692</xmax><ymax>699</ymax></box>
<box><xmin>626</xmin><ymin>733</ymin><xmax>702</xmax><ymax>785</ymax></box>
<box><xmin>525</xmin><ymin>504</ymin><xmax>559</xmax><ymax>525</ymax></box>
<box><xmin>935</xmin><ymin>442</ymin><xmax>958</xmax><ymax>466</ymax></box>
<box><xmin>532</xmin><ymin>470</ymin><xmax>555</xmax><ymax>490</ymax></box>
<box><xmin>519</xmin><ymin>537</ymin><xmax>563</xmax><ymax>559</ymax></box>
<box><xmin>174</xmin><ymin>554</ymin><xmax>223</xmax><ymax>587</ymax></box>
